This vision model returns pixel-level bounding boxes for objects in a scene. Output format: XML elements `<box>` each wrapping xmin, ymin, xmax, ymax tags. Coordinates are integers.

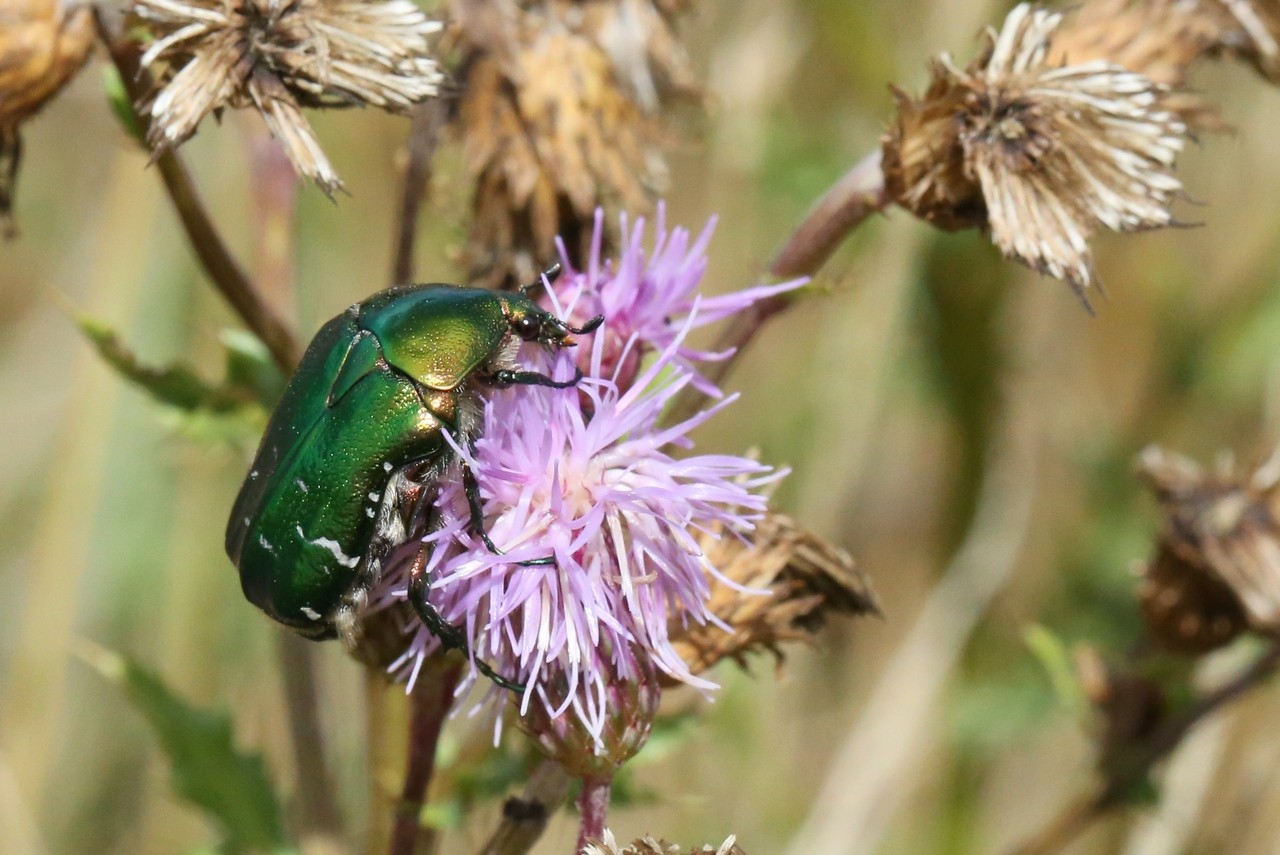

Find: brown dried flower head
<box><xmin>131</xmin><ymin>0</ymin><xmax>443</xmax><ymax>193</ymax></box>
<box><xmin>583</xmin><ymin>830</ymin><xmax>746</xmax><ymax>855</ymax></box>
<box><xmin>665</xmin><ymin>512</ymin><xmax>880</xmax><ymax>684</ymax></box>
<box><xmin>454</xmin><ymin>0</ymin><xmax>695</xmax><ymax>286</ymax></box>
<box><xmin>0</xmin><ymin>0</ymin><xmax>95</xmax><ymax>235</ymax></box>
<box><xmin>1135</xmin><ymin>445</ymin><xmax>1280</xmax><ymax>654</ymax></box>
<box><xmin>882</xmin><ymin>3</ymin><xmax>1188</xmax><ymax>306</ymax></box>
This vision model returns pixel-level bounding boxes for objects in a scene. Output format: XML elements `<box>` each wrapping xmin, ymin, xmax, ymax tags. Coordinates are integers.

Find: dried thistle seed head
<box><xmin>131</xmin><ymin>0</ymin><xmax>443</xmax><ymax>194</ymax></box>
<box><xmin>0</xmin><ymin>0</ymin><xmax>95</xmax><ymax>235</ymax></box>
<box><xmin>1135</xmin><ymin>445</ymin><xmax>1280</xmax><ymax>652</ymax></box>
<box><xmin>882</xmin><ymin>3</ymin><xmax>1189</xmax><ymax>306</ymax></box>
<box><xmin>454</xmin><ymin>0</ymin><xmax>694</xmax><ymax>287</ymax></box>
<box><xmin>665</xmin><ymin>512</ymin><xmax>880</xmax><ymax>683</ymax></box>
<box><xmin>1049</xmin><ymin>0</ymin><xmax>1235</xmax><ymax>89</ymax></box>
<box><xmin>583</xmin><ymin>831</ymin><xmax>747</xmax><ymax>855</ymax></box>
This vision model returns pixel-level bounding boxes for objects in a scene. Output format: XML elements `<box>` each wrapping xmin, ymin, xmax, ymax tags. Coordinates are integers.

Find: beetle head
<box><xmin>508</xmin><ymin>263</ymin><xmax>604</xmax><ymax>347</ymax></box>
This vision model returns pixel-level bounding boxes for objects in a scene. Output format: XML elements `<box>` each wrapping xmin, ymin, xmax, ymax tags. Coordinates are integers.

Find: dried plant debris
<box><xmin>452</xmin><ymin>0</ymin><xmax>697</xmax><ymax>286</ymax></box>
<box><xmin>0</xmin><ymin>0</ymin><xmax>95</xmax><ymax>235</ymax></box>
<box><xmin>1220</xmin><ymin>0</ymin><xmax>1280</xmax><ymax>80</ymax></box>
<box><xmin>130</xmin><ymin>0</ymin><xmax>443</xmax><ymax>193</ymax></box>
<box><xmin>666</xmin><ymin>512</ymin><xmax>880</xmax><ymax>683</ymax></box>
<box><xmin>882</xmin><ymin>3</ymin><xmax>1188</xmax><ymax>306</ymax></box>
<box><xmin>1075</xmin><ymin>644</ymin><xmax>1166</xmax><ymax>779</ymax></box>
<box><xmin>1135</xmin><ymin>445</ymin><xmax>1280</xmax><ymax>654</ymax></box>
<box><xmin>584</xmin><ymin>830</ymin><xmax>746</xmax><ymax>855</ymax></box>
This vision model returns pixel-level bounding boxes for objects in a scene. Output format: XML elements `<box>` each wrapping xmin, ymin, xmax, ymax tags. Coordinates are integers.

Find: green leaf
<box><xmin>77</xmin><ymin>643</ymin><xmax>293</xmax><ymax>854</ymax></box>
<box><xmin>76</xmin><ymin>315</ymin><xmax>253</xmax><ymax>413</ymax></box>
<box><xmin>1023</xmin><ymin>624</ymin><xmax>1086</xmax><ymax>718</ymax></box>
<box><xmin>102</xmin><ymin>66</ymin><xmax>146</xmax><ymax>147</ymax></box>
<box><xmin>221</xmin><ymin>330</ymin><xmax>287</xmax><ymax>409</ymax></box>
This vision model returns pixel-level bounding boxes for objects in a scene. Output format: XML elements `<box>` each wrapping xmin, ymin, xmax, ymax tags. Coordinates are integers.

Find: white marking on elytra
<box><xmin>257</xmin><ymin>534</ymin><xmax>278</xmax><ymax>556</ymax></box>
<box><xmin>367</xmin><ymin>491</ymin><xmax>380</xmax><ymax>502</ymax></box>
<box><xmin>296</xmin><ymin>525</ymin><xmax>360</xmax><ymax>569</ymax></box>
<box><xmin>382</xmin><ymin>461</ymin><xmax>393</xmax><ymax>472</ymax></box>
<box><xmin>301</xmin><ymin>607</ymin><xmax>322</xmax><ymax>621</ymax></box>
<box><xmin>295</xmin><ymin>479</ymin><xmax>309</xmax><ymax>493</ymax></box>
<box><xmin>243</xmin><ymin>517</ymin><xmax>251</xmax><ymax>527</ymax></box>
<box><xmin>249</xmin><ymin>470</ymin><xmax>259</xmax><ymax>478</ymax></box>
<box><xmin>365</xmin><ymin>508</ymin><xmax>376</xmax><ymax>518</ymax></box>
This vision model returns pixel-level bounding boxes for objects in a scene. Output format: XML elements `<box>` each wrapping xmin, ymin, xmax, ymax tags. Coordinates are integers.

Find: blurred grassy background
<box><xmin>7</xmin><ymin>0</ymin><xmax>1280</xmax><ymax>852</ymax></box>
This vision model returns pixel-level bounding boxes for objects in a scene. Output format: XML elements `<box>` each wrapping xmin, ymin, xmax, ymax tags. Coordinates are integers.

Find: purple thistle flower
<box><xmin>385</xmin><ymin>322</ymin><xmax>784</xmax><ymax>753</ymax></box>
<box><xmin>552</xmin><ymin>206</ymin><xmax>807</xmax><ymax>395</ymax></box>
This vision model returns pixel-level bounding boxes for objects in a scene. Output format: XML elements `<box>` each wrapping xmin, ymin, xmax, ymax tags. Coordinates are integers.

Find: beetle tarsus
<box><xmin>408</xmin><ymin>561</ymin><xmax>526</xmax><ymax>693</ymax></box>
<box><xmin>492</xmin><ymin>366</ymin><xmax>584</xmax><ymax>389</ymax></box>
<box><xmin>565</xmin><ymin>314</ymin><xmax>604</xmax><ymax>336</ymax></box>
<box><xmin>462</xmin><ymin>457</ymin><xmax>557</xmax><ymax>568</ymax></box>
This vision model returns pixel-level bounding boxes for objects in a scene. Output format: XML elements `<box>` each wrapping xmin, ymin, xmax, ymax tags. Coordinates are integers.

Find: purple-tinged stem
<box><xmin>389</xmin><ymin>661</ymin><xmax>463</xmax><ymax>855</ymax></box>
<box><xmin>574</xmin><ymin>776</ymin><xmax>613</xmax><ymax>854</ymax></box>
<box><xmin>249</xmin><ymin>131</ymin><xmax>299</xmax><ymax>321</ymax></box>
<box><xmin>391</xmin><ymin>99</ymin><xmax>448</xmax><ymax>286</ymax></box>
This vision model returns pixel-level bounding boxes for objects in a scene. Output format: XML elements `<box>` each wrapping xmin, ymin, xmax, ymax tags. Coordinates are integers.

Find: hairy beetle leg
<box><xmin>406</xmin><ymin>543</ymin><xmax>526</xmax><ymax>693</ymax></box>
<box><xmin>461</xmin><ymin>452</ymin><xmax>556</xmax><ymax>568</ymax></box>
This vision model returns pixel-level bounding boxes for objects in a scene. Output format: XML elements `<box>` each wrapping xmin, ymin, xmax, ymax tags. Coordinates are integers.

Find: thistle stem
<box><xmin>278</xmin><ymin>632</ymin><xmax>345</xmax><ymax>844</ymax></box>
<box><xmin>770</xmin><ymin>149</ymin><xmax>889</xmax><ymax>279</ymax></box>
<box><xmin>391</xmin><ymin>99</ymin><xmax>448</xmax><ymax>285</ymax></box>
<box><xmin>389</xmin><ymin>661</ymin><xmax>463</xmax><ymax>855</ymax></box>
<box><xmin>574</xmin><ymin>776</ymin><xmax>612</xmax><ymax>854</ymax></box>
<box><xmin>664</xmin><ymin>148</ymin><xmax>888</xmax><ymax>425</ymax></box>
<box><xmin>477</xmin><ymin>760</ymin><xmax>572</xmax><ymax>855</ymax></box>
<box><xmin>93</xmin><ymin>9</ymin><xmax>302</xmax><ymax>373</ymax></box>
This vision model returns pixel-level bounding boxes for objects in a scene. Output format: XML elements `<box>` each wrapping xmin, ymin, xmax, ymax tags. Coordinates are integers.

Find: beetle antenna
<box><xmin>520</xmin><ymin>262</ymin><xmax>563</xmax><ymax>295</ymax></box>
<box><xmin>564</xmin><ymin>314</ymin><xmax>604</xmax><ymax>336</ymax></box>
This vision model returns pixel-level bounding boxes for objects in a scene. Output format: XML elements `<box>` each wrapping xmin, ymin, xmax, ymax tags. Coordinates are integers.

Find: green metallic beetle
<box><xmin>225</xmin><ymin>266</ymin><xmax>601</xmax><ymax>689</ymax></box>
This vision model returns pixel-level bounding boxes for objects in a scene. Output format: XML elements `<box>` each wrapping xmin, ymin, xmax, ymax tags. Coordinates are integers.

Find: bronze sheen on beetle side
<box><xmin>225</xmin><ymin>268</ymin><xmax>601</xmax><ymax>689</ymax></box>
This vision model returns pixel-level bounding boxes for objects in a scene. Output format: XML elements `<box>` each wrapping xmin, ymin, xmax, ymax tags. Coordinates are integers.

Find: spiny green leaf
<box><xmin>76</xmin><ymin>315</ymin><xmax>254</xmax><ymax>413</ymax></box>
<box><xmin>77</xmin><ymin>643</ymin><xmax>292</xmax><ymax>854</ymax></box>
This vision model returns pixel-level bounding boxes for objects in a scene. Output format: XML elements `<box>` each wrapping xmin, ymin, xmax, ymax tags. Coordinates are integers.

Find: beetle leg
<box><xmin>490</xmin><ymin>366</ymin><xmax>585</xmax><ymax>390</ymax></box>
<box><xmin>461</xmin><ymin>453</ymin><xmax>556</xmax><ymax>568</ymax></box>
<box><xmin>406</xmin><ymin>541</ymin><xmax>527</xmax><ymax>693</ymax></box>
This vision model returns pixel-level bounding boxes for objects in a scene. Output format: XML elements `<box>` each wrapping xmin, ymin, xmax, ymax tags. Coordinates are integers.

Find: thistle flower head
<box><xmin>386</xmin><ymin>328</ymin><xmax>782</xmax><ymax>755</ymax></box>
<box><xmin>131</xmin><ymin>0</ymin><xmax>443</xmax><ymax>193</ymax></box>
<box><xmin>551</xmin><ymin>207</ymin><xmax>807</xmax><ymax>394</ymax></box>
<box><xmin>375</xmin><ymin>213</ymin><xmax>796</xmax><ymax>760</ymax></box>
<box><xmin>882</xmin><ymin>3</ymin><xmax>1189</xmax><ymax>306</ymax></box>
